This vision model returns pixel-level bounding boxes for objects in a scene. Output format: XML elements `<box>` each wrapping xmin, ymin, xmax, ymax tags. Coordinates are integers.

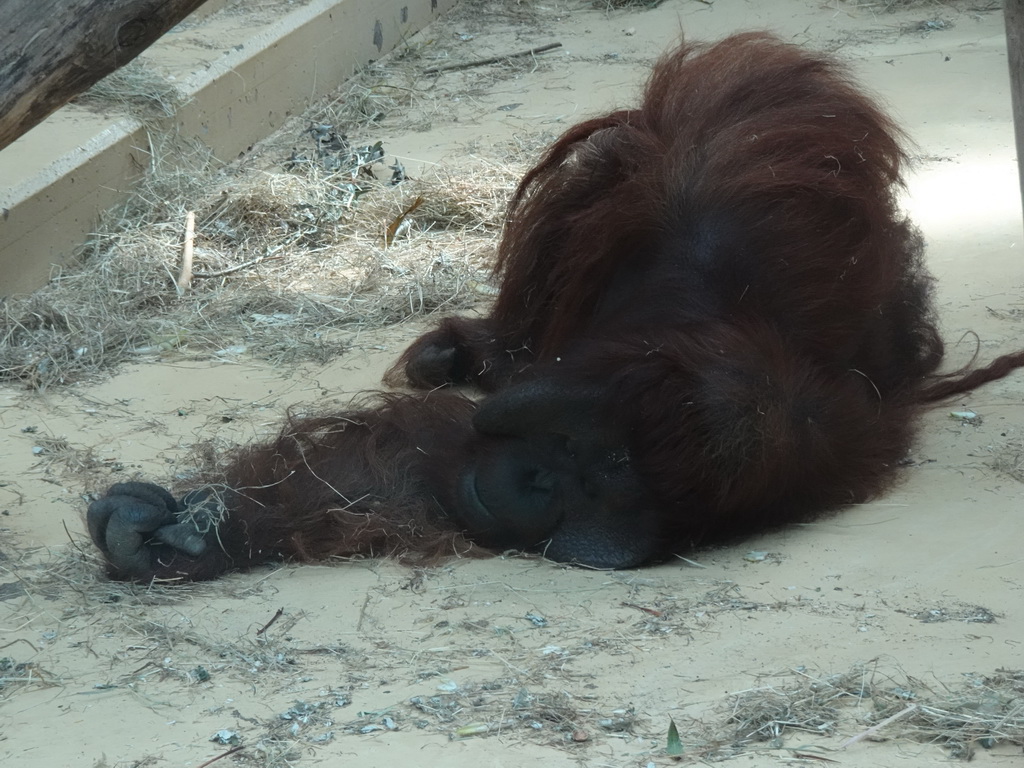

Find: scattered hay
<box><xmin>91</xmin><ymin>756</ymin><xmax>161</xmax><ymax>768</ymax></box>
<box><xmin>113</xmin><ymin>613</ymin><xmax>310</xmax><ymax>682</ymax></box>
<box><xmin>25</xmin><ymin>433</ymin><xmax>104</xmax><ymax>477</ymax></box>
<box><xmin>447</xmin><ymin>0</ymin><xmax>546</xmax><ymax>29</ymax></box>
<box><xmin>14</xmin><ymin>545</ymin><xmax>207</xmax><ymax>609</ymax></box>
<box><xmin>990</xmin><ymin>437</ymin><xmax>1024</xmax><ymax>483</ymax></box>
<box><xmin>593</xmin><ymin>0</ymin><xmax>666</xmax><ymax>9</ymax></box>
<box><xmin>0</xmin><ymin>655</ymin><xmax>57</xmax><ymax>698</ymax></box>
<box><xmin>904</xmin><ymin>604</ymin><xmax>997</xmax><ymax>624</ymax></box>
<box><xmin>895</xmin><ymin>670</ymin><xmax>1024</xmax><ymax>758</ymax></box>
<box><xmin>683</xmin><ymin>663</ymin><xmax>1024</xmax><ymax>761</ymax></box>
<box><xmin>73</xmin><ymin>60</ymin><xmax>183</xmax><ymax>119</ymax></box>
<box><xmin>0</xmin><ymin>133</ymin><xmax>524</xmax><ymax>389</ymax></box>
<box><xmin>7</xmin><ymin>545</ymin><xmax>342</xmax><ymax>684</ymax></box>
<box><xmin>389</xmin><ymin>682</ymin><xmax>633</xmax><ymax>745</ymax></box>
<box><xmin>725</xmin><ymin>676</ymin><xmax>846</xmax><ymax>743</ymax></box>
<box><xmin>302</xmin><ymin>64</ymin><xmax>425</xmax><ymax>133</ymax></box>
<box><xmin>841</xmin><ymin>0</ymin><xmax>964</xmax><ymax>10</ymax></box>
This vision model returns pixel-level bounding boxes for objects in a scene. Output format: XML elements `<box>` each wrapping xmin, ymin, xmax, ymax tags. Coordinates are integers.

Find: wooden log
<box><xmin>1005</xmin><ymin>0</ymin><xmax>1024</xmax><ymax>223</ymax></box>
<box><xmin>0</xmin><ymin>0</ymin><xmax>210</xmax><ymax>152</ymax></box>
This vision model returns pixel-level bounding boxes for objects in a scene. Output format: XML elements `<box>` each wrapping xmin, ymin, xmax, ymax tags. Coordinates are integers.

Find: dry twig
<box><xmin>176</xmin><ymin>210</ymin><xmax>196</xmax><ymax>295</ymax></box>
<box><xmin>423</xmin><ymin>42</ymin><xmax>562</xmax><ymax>74</ymax></box>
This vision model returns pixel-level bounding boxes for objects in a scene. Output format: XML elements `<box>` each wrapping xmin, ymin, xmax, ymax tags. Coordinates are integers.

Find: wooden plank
<box><xmin>0</xmin><ymin>0</ymin><xmax>209</xmax><ymax>151</ymax></box>
<box><xmin>1005</xmin><ymin>0</ymin><xmax>1024</xmax><ymax>221</ymax></box>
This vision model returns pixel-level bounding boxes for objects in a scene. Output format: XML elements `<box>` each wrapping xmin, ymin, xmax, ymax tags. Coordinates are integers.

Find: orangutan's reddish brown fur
<box><xmin>89</xmin><ymin>34</ymin><xmax>1024</xmax><ymax>582</ymax></box>
<box><xmin>98</xmin><ymin>394</ymin><xmax>483</xmax><ymax>581</ymax></box>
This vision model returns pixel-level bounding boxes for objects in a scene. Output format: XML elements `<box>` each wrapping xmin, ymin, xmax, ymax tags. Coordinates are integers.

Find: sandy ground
<box><xmin>2</xmin><ymin>1</ymin><xmax>1024</xmax><ymax>766</ymax></box>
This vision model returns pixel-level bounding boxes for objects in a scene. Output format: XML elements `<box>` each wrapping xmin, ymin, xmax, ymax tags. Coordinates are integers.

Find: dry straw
<box><xmin>74</xmin><ymin>59</ymin><xmax>184</xmax><ymax>119</ymax></box>
<box><xmin>0</xmin><ymin>115</ymin><xmax>528</xmax><ymax>391</ymax></box>
<box><xmin>686</xmin><ymin>662</ymin><xmax>1024</xmax><ymax>761</ymax></box>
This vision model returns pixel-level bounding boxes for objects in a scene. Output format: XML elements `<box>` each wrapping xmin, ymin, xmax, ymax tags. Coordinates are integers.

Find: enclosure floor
<box><xmin>2</xmin><ymin>1</ymin><xmax>1023</xmax><ymax>767</ymax></box>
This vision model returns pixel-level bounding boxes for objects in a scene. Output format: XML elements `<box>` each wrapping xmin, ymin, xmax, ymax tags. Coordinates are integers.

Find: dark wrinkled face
<box><xmin>447</xmin><ymin>377</ymin><xmax>664</xmax><ymax>569</ymax></box>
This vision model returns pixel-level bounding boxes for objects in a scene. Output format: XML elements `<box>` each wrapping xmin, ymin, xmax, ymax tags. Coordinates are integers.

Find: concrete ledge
<box><xmin>0</xmin><ymin>0</ymin><xmax>456</xmax><ymax>296</ymax></box>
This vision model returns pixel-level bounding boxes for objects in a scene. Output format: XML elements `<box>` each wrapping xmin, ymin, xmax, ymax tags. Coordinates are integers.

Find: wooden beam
<box><xmin>1005</xmin><ymin>0</ymin><xmax>1024</xmax><ymax>222</ymax></box>
<box><xmin>0</xmin><ymin>0</ymin><xmax>209</xmax><ymax>152</ymax></box>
